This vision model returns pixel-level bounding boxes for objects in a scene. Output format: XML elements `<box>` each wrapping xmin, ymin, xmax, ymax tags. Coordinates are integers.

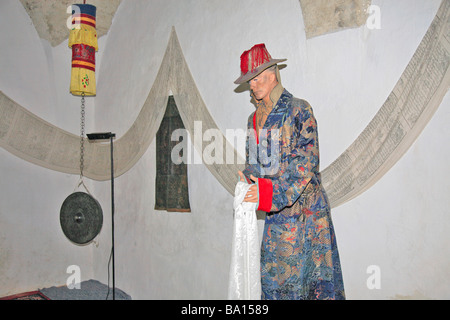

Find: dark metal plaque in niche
<box><xmin>155</xmin><ymin>96</ymin><xmax>191</xmax><ymax>212</ymax></box>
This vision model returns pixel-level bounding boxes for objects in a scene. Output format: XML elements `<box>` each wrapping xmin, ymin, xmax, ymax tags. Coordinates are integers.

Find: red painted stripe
<box><xmin>72</xmin><ymin>64</ymin><xmax>95</xmax><ymax>72</ymax></box>
<box><xmin>72</xmin><ymin>13</ymin><xmax>96</xmax><ymax>21</ymax></box>
<box><xmin>72</xmin><ymin>56</ymin><xmax>96</xmax><ymax>64</ymax></box>
<box><xmin>72</xmin><ymin>20</ymin><xmax>96</xmax><ymax>28</ymax></box>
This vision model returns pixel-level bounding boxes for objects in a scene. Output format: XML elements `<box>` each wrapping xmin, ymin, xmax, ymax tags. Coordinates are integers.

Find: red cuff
<box><xmin>257</xmin><ymin>178</ymin><xmax>273</xmax><ymax>212</ymax></box>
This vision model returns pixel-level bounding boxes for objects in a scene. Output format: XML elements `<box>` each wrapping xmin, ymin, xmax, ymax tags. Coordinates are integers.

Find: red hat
<box><xmin>234</xmin><ymin>43</ymin><xmax>286</xmax><ymax>84</ymax></box>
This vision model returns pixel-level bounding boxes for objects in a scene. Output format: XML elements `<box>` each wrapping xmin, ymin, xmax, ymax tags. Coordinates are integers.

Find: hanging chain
<box><xmin>76</xmin><ymin>93</ymin><xmax>92</xmax><ymax>196</ymax></box>
<box><xmin>80</xmin><ymin>93</ymin><xmax>86</xmax><ymax>179</ymax></box>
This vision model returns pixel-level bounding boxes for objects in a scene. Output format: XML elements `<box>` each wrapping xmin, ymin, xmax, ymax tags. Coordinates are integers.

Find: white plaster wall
<box><xmin>0</xmin><ymin>148</ymin><xmax>96</xmax><ymax>295</ymax></box>
<box><xmin>0</xmin><ymin>0</ymin><xmax>449</xmax><ymax>300</ymax></box>
<box><xmin>332</xmin><ymin>92</ymin><xmax>450</xmax><ymax>299</ymax></box>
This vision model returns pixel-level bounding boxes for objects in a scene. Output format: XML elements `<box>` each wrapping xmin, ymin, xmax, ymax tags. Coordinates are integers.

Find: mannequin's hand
<box><xmin>238</xmin><ymin>171</ymin><xmax>258</xmax><ymax>203</ymax></box>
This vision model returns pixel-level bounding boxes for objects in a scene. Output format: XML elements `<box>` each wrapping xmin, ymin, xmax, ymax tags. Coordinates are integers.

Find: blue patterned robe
<box><xmin>242</xmin><ymin>88</ymin><xmax>345</xmax><ymax>300</ymax></box>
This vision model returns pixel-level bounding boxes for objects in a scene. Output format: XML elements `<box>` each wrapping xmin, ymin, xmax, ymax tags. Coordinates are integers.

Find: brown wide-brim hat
<box><xmin>234</xmin><ymin>43</ymin><xmax>286</xmax><ymax>84</ymax></box>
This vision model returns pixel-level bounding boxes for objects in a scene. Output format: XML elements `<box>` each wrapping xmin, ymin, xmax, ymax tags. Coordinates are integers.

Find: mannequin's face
<box><xmin>248</xmin><ymin>68</ymin><xmax>277</xmax><ymax>106</ymax></box>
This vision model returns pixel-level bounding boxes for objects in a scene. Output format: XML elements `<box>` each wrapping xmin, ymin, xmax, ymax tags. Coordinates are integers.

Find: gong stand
<box><xmin>87</xmin><ymin>132</ymin><xmax>116</xmax><ymax>300</ymax></box>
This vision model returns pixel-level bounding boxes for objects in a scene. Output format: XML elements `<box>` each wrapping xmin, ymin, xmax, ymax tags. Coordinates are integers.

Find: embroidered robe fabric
<box><xmin>228</xmin><ymin>182</ymin><xmax>261</xmax><ymax>300</ymax></box>
<box><xmin>242</xmin><ymin>89</ymin><xmax>345</xmax><ymax>300</ymax></box>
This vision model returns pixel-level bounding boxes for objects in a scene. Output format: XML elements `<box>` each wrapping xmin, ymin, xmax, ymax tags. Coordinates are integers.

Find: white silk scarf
<box><xmin>227</xmin><ymin>181</ymin><xmax>261</xmax><ymax>300</ymax></box>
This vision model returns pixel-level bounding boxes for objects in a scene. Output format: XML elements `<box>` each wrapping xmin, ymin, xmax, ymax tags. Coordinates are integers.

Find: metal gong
<box><xmin>60</xmin><ymin>192</ymin><xmax>103</xmax><ymax>245</ymax></box>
